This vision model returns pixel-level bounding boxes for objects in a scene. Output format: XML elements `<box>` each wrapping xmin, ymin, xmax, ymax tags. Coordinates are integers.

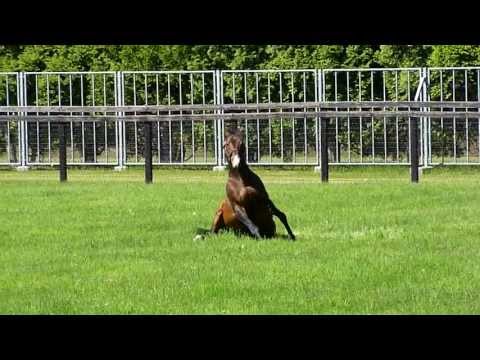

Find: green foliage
<box><xmin>428</xmin><ymin>46</ymin><xmax>480</xmax><ymax>67</ymax></box>
<box><xmin>1</xmin><ymin>45</ymin><xmax>479</xmax><ymax>73</ymax></box>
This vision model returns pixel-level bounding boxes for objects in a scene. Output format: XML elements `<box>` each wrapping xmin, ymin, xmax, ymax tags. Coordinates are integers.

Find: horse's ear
<box><xmin>226</xmin><ymin>127</ymin><xmax>242</xmax><ymax>138</ymax></box>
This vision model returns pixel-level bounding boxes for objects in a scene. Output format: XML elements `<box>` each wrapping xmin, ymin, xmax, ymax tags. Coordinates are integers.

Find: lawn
<box><xmin>1</xmin><ymin>166</ymin><xmax>480</xmax><ymax>314</ymax></box>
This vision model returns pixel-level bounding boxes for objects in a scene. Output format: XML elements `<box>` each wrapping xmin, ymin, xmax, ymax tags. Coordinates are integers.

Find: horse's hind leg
<box><xmin>211</xmin><ymin>205</ymin><xmax>226</xmax><ymax>234</ymax></box>
<box><xmin>268</xmin><ymin>199</ymin><xmax>296</xmax><ymax>240</ymax></box>
<box><xmin>233</xmin><ymin>204</ymin><xmax>261</xmax><ymax>239</ymax></box>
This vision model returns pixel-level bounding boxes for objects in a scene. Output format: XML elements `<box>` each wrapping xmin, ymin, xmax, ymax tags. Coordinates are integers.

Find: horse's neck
<box><xmin>229</xmin><ymin>164</ymin><xmax>252</xmax><ymax>183</ymax></box>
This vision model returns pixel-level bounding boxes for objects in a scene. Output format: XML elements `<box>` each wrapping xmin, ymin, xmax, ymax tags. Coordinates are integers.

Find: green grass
<box><xmin>1</xmin><ymin>166</ymin><xmax>480</xmax><ymax>314</ymax></box>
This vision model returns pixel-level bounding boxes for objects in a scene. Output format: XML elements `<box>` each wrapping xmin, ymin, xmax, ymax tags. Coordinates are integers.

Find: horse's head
<box><xmin>224</xmin><ymin>128</ymin><xmax>246</xmax><ymax>169</ymax></box>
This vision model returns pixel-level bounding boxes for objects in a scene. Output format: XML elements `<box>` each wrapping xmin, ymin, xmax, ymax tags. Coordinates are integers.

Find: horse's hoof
<box><xmin>193</xmin><ymin>234</ymin><xmax>204</xmax><ymax>242</ymax></box>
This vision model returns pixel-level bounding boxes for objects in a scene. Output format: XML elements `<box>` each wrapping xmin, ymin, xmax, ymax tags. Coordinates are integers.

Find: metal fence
<box><xmin>427</xmin><ymin>67</ymin><xmax>480</xmax><ymax>164</ymax></box>
<box><xmin>0</xmin><ymin>72</ymin><xmax>21</xmax><ymax>166</ymax></box>
<box><xmin>220</xmin><ymin>69</ymin><xmax>319</xmax><ymax>165</ymax></box>
<box><xmin>22</xmin><ymin>71</ymin><xmax>118</xmax><ymax>166</ymax></box>
<box><xmin>1</xmin><ymin>66</ymin><xmax>479</xmax><ymax>169</ymax></box>
<box><xmin>120</xmin><ymin>71</ymin><xmax>217</xmax><ymax>166</ymax></box>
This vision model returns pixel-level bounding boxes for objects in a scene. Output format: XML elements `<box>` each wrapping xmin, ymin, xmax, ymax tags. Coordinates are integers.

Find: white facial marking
<box><xmin>231</xmin><ymin>154</ymin><xmax>240</xmax><ymax>168</ymax></box>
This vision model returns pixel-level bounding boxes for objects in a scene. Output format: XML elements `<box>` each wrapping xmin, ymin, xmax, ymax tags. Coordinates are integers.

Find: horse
<box><xmin>209</xmin><ymin>128</ymin><xmax>296</xmax><ymax>240</ymax></box>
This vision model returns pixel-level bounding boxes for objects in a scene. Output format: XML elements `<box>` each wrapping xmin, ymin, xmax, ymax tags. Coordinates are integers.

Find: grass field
<box><xmin>1</xmin><ymin>166</ymin><xmax>480</xmax><ymax>314</ymax></box>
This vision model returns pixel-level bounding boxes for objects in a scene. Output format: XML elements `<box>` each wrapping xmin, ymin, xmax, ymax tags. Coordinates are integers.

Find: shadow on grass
<box><xmin>194</xmin><ymin>227</ymin><xmax>294</xmax><ymax>241</ymax></box>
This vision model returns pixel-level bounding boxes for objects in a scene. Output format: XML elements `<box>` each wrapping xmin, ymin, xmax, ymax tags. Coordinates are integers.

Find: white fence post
<box><xmin>213</xmin><ymin>69</ymin><xmax>225</xmax><ymax>171</ymax></box>
<box><xmin>114</xmin><ymin>71</ymin><xmax>126</xmax><ymax>171</ymax></box>
<box><xmin>314</xmin><ymin>69</ymin><xmax>322</xmax><ymax>173</ymax></box>
<box><xmin>16</xmin><ymin>72</ymin><xmax>29</xmax><ymax>171</ymax></box>
<box><xmin>422</xmin><ymin>67</ymin><xmax>430</xmax><ymax>168</ymax></box>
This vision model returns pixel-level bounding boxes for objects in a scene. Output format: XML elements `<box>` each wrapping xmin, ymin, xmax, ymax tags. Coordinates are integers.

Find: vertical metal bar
<box><xmin>35</xmin><ymin>74</ymin><xmax>40</xmax><ymax>162</ymax></box>
<box><xmin>347</xmin><ymin>71</ymin><xmax>351</xmax><ymax>163</ymax></box>
<box><xmin>216</xmin><ymin>70</ymin><xmax>224</xmax><ymax>166</ymax></box>
<box><xmin>320</xmin><ymin>117</ymin><xmax>328</xmax><ymax>183</ymax></box>
<box><xmin>440</xmin><ymin>70</ymin><xmax>444</xmax><ymax>164</ymax></box>
<box><xmin>453</xmin><ymin>70</ymin><xmax>456</xmax><ymax>162</ymax></box>
<box><xmin>291</xmin><ymin>72</ymin><xmax>295</xmax><ymax>163</ymax></box>
<box><xmin>478</xmin><ymin>69</ymin><xmax>480</xmax><ymax>163</ymax></box>
<box><xmin>407</xmin><ymin>71</ymin><xmax>411</xmax><ymax>162</ymax></box>
<box><xmin>23</xmin><ymin>72</ymin><xmax>28</xmax><ymax>167</ymax></box>
<box><xmin>202</xmin><ymin>73</ymin><xmax>206</xmax><ymax>163</ymax></box>
<box><xmin>214</xmin><ymin>72</ymin><xmax>219</xmax><ymax>164</ymax></box>
<box><xmin>144</xmin><ymin>121</ymin><xmax>152</xmax><ymax>184</ymax></box>
<box><xmin>395</xmin><ymin>70</ymin><xmax>399</xmax><ymax>161</ymax></box>
<box><xmin>303</xmin><ymin>72</ymin><xmax>307</xmax><ymax>163</ymax></box>
<box><xmin>179</xmin><ymin>73</ymin><xmax>183</xmax><ymax>163</ymax></box>
<box><xmin>315</xmin><ymin>70</ymin><xmax>320</xmax><ymax>166</ymax></box>
<box><xmin>17</xmin><ymin>73</ymin><xmax>24</xmax><ymax>167</ymax></box>
<box><xmin>419</xmin><ymin>69</ymin><xmax>425</xmax><ymax>165</ymax></box>
<box><xmin>92</xmin><ymin>74</ymin><xmax>96</xmax><ymax>163</ymax></box>
<box><xmin>427</xmin><ymin>69</ymin><xmax>432</xmax><ymax>165</ymax></box>
<box><xmin>5</xmin><ymin>76</ymin><xmax>10</xmax><ymax>162</ymax></box>
<box><xmin>465</xmin><ymin>69</ymin><xmax>469</xmax><ymax>162</ymax></box>
<box><xmin>371</xmin><ymin>71</ymin><xmax>374</xmax><ymax>163</ymax></box>
<box><xmin>383</xmin><ymin>71</ymin><xmax>387</xmax><ymax>162</ymax></box>
<box><xmin>59</xmin><ymin>122</ymin><xmax>67</xmax><ymax>182</ymax></box>
<box><xmin>410</xmin><ymin>117</ymin><xmax>419</xmax><ymax>183</ymax></box>
<box><xmin>268</xmin><ymin>72</ymin><xmax>272</xmax><ymax>163</ymax></box>
<box><xmin>115</xmin><ymin>72</ymin><xmax>120</xmax><ymax>167</ymax></box>
<box><xmin>232</xmin><ymin>73</ymin><xmax>236</xmax><ymax>104</ymax></box>
<box><xmin>116</xmin><ymin>71</ymin><xmax>125</xmax><ymax>168</ymax></box>
<box><xmin>168</xmin><ymin>74</ymin><xmax>172</xmax><ymax>163</ymax></box>
<box><xmin>104</xmin><ymin>74</ymin><xmax>108</xmax><ymax>163</ymax></box>
<box><xmin>57</xmin><ymin>75</ymin><xmax>61</xmax><ymax>106</ymax></box>
<box><xmin>81</xmin><ymin>74</ymin><xmax>85</xmax><ymax>163</ymax></box>
<box><xmin>334</xmin><ymin>71</ymin><xmax>338</xmax><ymax>162</ymax></box>
<box><xmin>47</xmin><ymin>74</ymin><xmax>51</xmax><ymax>163</ymax></box>
<box><xmin>190</xmin><ymin>73</ymin><xmax>195</xmax><ymax>163</ymax></box>
<box><xmin>156</xmin><ymin>74</ymin><xmax>160</xmax><ymax>163</ymax></box>
<box><xmin>69</xmin><ymin>74</ymin><xmax>73</xmax><ymax>162</ymax></box>
<box><xmin>256</xmin><ymin>72</ymin><xmax>260</xmax><ymax>163</ymax></box>
<box><xmin>122</xmin><ymin>73</ymin><xmax>126</xmax><ymax>166</ymax></box>
<box><xmin>133</xmin><ymin>73</ymin><xmax>138</xmax><ymax>163</ymax></box>
<box><xmin>421</xmin><ymin>69</ymin><xmax>427</xmax><ymax>166</ymax></box>
<box><xmin>359</xmin><ymin>71</ymin><xmax>363</xmax><ymax>163</ymax></box>
<box><xmin>244</xmin><ymin>73</ymin><xmax>248</xmax><ymax>162</ymax></box>
<box><xmin>144</xmin><ymin>74</ymin><xmax>148</xmax><ymax>105</ymax></box>
<box><xmin>280</xmin><ymin>72</ymin><xmax>283</xmax><ymax>162</ymax></box>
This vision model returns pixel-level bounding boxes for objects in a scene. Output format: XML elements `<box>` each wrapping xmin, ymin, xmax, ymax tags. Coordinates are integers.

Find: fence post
<box><xmin>314</xmin><ymin>69</ymin><xmax>322</xmax><ymax>173</ymax></box>
<box><xmin>410</xmin><ymin>117</ymin><xmax>419</xmax><ymax>183</ymax></box>
<box><xmin>115</xmin><ymin>71</ymin><xmax>126</xmax><ymax>171</ymax></box>
<box><xmin>59</xmin><ymin>122</ymin><xmax>67</xmax><ymax>182</ymax></box>
<box><xmin>17</xmin><ymin>72</ymin><xmax>29</xmax><ymax>171</ymax></box>
<box><xmin>320</xmin><ymin>117</ymin><xmax>329</xmax><ymax>183</ymax></box>
<box><xmin>422</xmin><ymin>67</ymin><xmax>430</xmax><ymax>168</ymax></box>
<box><xmin>213</xmin><ymin>70</ymin><xmax>225</xmax><ymax>171</ymax></box>
<box><xmin>144</xmin><ymin>121</ymin><xmax>153</xmax><ymax>184</ymax></box>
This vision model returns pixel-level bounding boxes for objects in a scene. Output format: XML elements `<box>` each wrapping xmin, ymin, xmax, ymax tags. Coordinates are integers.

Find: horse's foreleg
<box><xmin>233</xmin><ymin>204</ymin><xmax>261</xmax><ymax>239</ymax></box>
<box><xmin>268</xmin><ymin>199</ymin><xmax>296</xmax><ymax>240</ymax></box>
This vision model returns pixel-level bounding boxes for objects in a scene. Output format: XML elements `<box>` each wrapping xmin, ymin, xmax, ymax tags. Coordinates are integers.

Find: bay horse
<box><xmin>210</xmin><ymin>128</ymin><xmax>296</xmax><ymax>240</ymax></box>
